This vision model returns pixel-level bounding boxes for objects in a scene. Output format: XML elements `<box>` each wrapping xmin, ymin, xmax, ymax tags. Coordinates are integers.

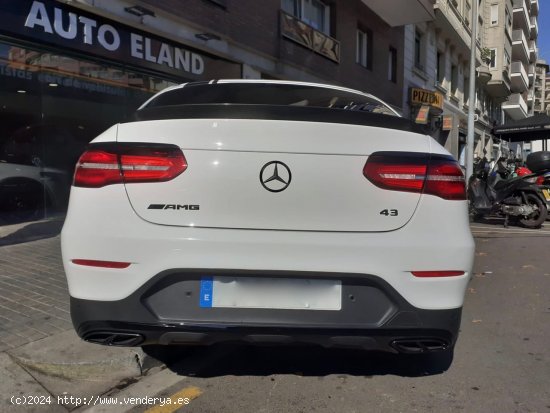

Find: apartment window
<box><xmin>451</xmin><ymin>65</ymin><xmax>458</xmax><ymax>96</ymax></box>
<box><xmin>464</xmin><ymin>76</ymin><xmax>470</xmax><ymax>106</ymax></box>
<box><xmin>436</xmin><ymin>51</ymin><xmax>445</xmax><ymax>84</ymax></box>
<box><xmin>388</xmin><ymin>47</ymin><xmax>397</xmax><ymax>82</ymax></box>
<box><xmin>489</xmin><ymin>48</ymin><xmax>497</xmax><ymax>69</ymax></box>
<box><xmin>477</xmin><ymin>16</ymin><xmax>483</xmax><ymax>44</ymax></box>
<box><xmin>414</xmin><ymin>30</ymin><xmax>424</xmax><ymax>70</ymax></box>
<box><xmin>282</xmin><ymin>0</ymin><xmax>330</xmax><ymax>34</ymax></box>
<box><xmin>356</xmin><ymin>29</ymin><xmax>372</xmax><ymax>69</ymax></box>
<box><xmin>504</xmin><ymin>49</ymin><xmax>511</xmax><ymax>68</ymax></box>
<box><xmin>465</xmin><ymin>1</ymin><xmax>472</xmax><ymax>28</ymax></box>
<box><xmin>490</xmin><ymin>4</ymin><xmax>499</xmax><ymax>26</ymax></box>
<box><xmin>282</xmin><ymin>0</ymin><xmax>300</xmax><ymax>15</ymax></box>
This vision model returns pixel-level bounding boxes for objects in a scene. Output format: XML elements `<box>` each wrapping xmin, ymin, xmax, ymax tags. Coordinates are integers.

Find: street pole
<box><xmin>465</xmin><ymin>0</ymin><xmax>478</xmax><ymax>182</ymax></box>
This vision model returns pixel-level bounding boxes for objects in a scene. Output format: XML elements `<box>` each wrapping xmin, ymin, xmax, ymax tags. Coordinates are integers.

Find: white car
<box><xmin>0</xmin><ymin>124</ymin><xmax>84</xmax><ymax>225</ymax></box>
<box><xmin>62</xmin><ymin>80</ymin><xmax>474</xmax><ymax>363</ymax></box>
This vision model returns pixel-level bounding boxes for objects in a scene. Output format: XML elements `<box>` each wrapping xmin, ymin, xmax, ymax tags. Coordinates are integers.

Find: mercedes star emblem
<box><xmin>260</xmin><ymin>161</ymin><xmax>292</xmax><ymax>192</ymax></box>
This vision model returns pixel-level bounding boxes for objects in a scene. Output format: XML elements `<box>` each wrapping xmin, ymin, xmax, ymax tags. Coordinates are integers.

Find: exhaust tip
<box><xmin>83</xmin><ymin>332</ymin><xmax>144</xmax><ymax>347</ymax></box>
<box><xmin>391</xmin><ymin>338</ymin><xmax>450</xmax><ymax>354</ymax></box>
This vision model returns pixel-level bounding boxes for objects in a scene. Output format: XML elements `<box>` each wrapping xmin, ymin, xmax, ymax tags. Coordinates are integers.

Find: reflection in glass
<box><xmin>0</xmin><ymin>42</ymin><xmax>177</xmax><ymax>226</ymax></box>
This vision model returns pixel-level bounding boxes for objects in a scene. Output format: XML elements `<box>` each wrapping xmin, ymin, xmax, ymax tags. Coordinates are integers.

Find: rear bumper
<box><xmin>71</xmin><ymin>269</ymin><xmax>462</xmax><ymax>353</ymax></box>
<box><xmin>62</xmin><ymin>186</ymin><xmax>475</xmax><ymax>310</ymax></box>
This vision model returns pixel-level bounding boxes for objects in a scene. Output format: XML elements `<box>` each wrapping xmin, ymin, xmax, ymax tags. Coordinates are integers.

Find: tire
<box><xmin>400</xmin><ymin>346</ymin><xmax>455</xmax><ymax>375</ymax></box>
<box><xmin>0</xmin><ymin>182</ymin><xmax>45</xmax><ymax>225</ymax></box>
<box><xmin>519</xmin><ymin>193</ymin><xmax>548</xmax><ymax>229</ymax></box>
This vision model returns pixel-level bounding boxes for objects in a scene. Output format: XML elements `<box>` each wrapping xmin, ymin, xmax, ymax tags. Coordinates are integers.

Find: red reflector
<box><xmin>363</xmin><ymin>152</ymin><xmax>466</xmax><ymax>200</ymax></box>
<box><xmin>72</xmin><ymin>259</ymin><xmax>131</xmax><ymax>269</ymax></box>
<box><xmin>73</xmin><ymin>145</ymin><xmax>187</xmax><ymax>188</ymax></box>
<box><xmin>411</xmin><ymin>271</ymin><xmax>465</xmax><ymax>278</ymax></box>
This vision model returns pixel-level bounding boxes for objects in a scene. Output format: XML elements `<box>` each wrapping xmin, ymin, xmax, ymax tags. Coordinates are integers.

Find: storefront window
<box><xmin>0</xmin><ymin>42</ymin><xmax>177</xmax><ymax>225</ymax></box>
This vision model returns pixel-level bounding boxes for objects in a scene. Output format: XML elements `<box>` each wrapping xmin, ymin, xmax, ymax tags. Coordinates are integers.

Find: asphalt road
<box><xmin>127</xmin><ymin>225</ymin><xmax>550</xmax><ymax>413</ymax></box>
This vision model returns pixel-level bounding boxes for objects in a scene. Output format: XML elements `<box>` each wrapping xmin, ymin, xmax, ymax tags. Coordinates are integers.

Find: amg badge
<box><xmin>148</xmin><ymin>204</ymin><xmax>200</xmax><ymax>210</ymax></box>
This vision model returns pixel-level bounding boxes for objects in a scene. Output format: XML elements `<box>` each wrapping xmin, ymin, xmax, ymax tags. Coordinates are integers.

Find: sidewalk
<box><xmin>0</xmin><ymin>236</ymin><xmax>149</xmax><ymax>412</ymax></box>
<box><xmin>0</xmin><ymin>236</ymin><xmax>70</xmax><ymax>351</ymax></box>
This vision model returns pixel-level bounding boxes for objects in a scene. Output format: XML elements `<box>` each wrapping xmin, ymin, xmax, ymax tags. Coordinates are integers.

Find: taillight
<box><xmin>74</xmin><ymin>144</ymin><xmax>187</xmax><ymax>188</ymax></box>
<box><xmin>363</xmin><ymin>152</ymin><xmax>466</xmax><ymax>200</ymax></box>
<box><xmin>424</xmin><ymin>159</ymin><xmax>467</xmax><ymax>200</ymax></box>
<box><xmin>73</xmin><ymin>150</ymin><xmax>121</xmax><ymax>188</ymax></box>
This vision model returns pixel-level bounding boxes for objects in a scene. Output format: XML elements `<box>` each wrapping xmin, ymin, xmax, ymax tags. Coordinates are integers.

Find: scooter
<box><xmin>514</xmin><ymin>162</ymin><xmax>550</xmax><ymax>216</ymax></box>
<box><xmin>468</xmin><ymin>156</ymin><xmax>549</xmax><ymax>228</ymax></box>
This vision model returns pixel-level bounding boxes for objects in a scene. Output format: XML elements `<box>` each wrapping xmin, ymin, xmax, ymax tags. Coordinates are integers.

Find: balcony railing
<box><xmin>503</xmin><ymin>93</ymin><xmax>528</xmax><ymax>119</ymax></box>
<box><xmin>280</xmin><ymin>10</ymin><xmax>340</xmax><ymax>63</ymax></box>
<box><xmin>512</xmin><ymin>0</ymin><xmax>526</xmax><ymax>9</ymax></box>
<box><xmin>530</xmin><ymin>0</ymin><xmax>539</xmax><ymax>16</ymax></box>
<box><xmin>512</xmin><ymin>30</ymin><xmax>529</xmax><ymax>63</ymax></box>
<box><xmin>530</xmin><ymin>16</ymin><xmax>538</xmax><ymax>38</ymax></box>
<box><xmin>528</xmin><ymin>40</ymin><xmax>538</xmax><ymax>62</ymax></box>
<box><xmin>513</xmin><ymin>0</ymin><xmax>530</xmax><ymax>33</ymax></box>
<box><xmin>510</xmin><ymin>61</ymin><xmax>529</xmax><ymax>91</ymax></box>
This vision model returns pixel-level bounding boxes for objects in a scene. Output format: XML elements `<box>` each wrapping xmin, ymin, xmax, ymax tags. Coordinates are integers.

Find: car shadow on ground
<box><xmin>143</xmin><ymin>343</ymin><xmax>453</xmax><ymax>378</ymax></box>
<box><xmin>0</xmin><ymin>218</ymin><xmax>63</xmax><ymax>246</ymax></box>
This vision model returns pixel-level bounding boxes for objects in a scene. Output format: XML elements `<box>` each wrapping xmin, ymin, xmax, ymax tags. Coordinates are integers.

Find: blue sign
<box><xmin>199</xmin><ymin>277</ymin><xmax>214</xmax><ymax>308</ymax></box>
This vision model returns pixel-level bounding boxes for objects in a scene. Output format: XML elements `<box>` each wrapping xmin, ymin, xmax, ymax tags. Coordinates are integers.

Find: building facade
<box><xmin>499</xmin><ymin>0</ymin><xmax>539</xmax><ymax>120</ymax></box>
<box><xmin>402</xmin><ymin>0</ymin><xmax>543</xmax><ymax>163</ymax></box>
<box><xmin>533</xmin><ymin>59</ymin><xmax>548</xmax><ymax>114</ymax></box>
<box><xmin>403</xmin><ymin>0</ymin><xmax>506</xmax><ymax>163</ymax></box>
<box><xmin>531</xmin><ymin>59</ymin><xmax>549</xmax><ymax>153</ymax></box>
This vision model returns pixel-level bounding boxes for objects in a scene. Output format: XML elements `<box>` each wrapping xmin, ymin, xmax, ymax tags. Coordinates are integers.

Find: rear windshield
<box><xmin>142</xmin><ymin>83</ymin><xmax>398</xmax><ymax>117</ymax></box>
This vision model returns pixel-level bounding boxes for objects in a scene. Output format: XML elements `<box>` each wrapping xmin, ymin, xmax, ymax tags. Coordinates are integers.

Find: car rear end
<box><xmin>62</xmin><ymin>81</ymin><xmax>474</xmax><ymax>355</ymax></box>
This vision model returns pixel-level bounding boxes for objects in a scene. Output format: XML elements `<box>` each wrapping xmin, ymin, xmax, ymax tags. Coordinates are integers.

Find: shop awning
<box><xmin>493</xmin><ymin>113</ymin><xmax>550</xmax><ymax>142</ymax></box>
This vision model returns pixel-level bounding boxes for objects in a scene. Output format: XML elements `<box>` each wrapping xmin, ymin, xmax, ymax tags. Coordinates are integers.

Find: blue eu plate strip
<box><xmin>199</xmin><ymin>277</ymin><xmax>214</xmax><ymax>308</ymax></box>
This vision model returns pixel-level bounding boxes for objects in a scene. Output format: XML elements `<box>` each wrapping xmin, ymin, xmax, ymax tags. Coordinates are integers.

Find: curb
<box><xmin>8</xmin><ymin>330</ymin><xmax>144</xmax><ymax>401</ymax></box>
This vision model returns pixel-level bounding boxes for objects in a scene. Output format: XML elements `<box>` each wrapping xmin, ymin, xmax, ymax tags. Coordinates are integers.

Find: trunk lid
<box><xmin>117</xmin><ymin>118</ymin><xmax>430</xmax><ymax>232</ymax></box>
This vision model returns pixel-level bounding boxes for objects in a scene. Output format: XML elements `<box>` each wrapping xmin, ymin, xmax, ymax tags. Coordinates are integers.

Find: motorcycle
<box><xmin>468</xmin><ymin>152</ymin><xmax>550</xmax><ymax>228</ymax></box>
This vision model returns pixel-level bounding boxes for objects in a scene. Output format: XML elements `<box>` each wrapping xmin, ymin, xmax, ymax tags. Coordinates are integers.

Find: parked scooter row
<box><xmin>468</xmin><ymin>151</ymin><xmax>550</xmax><ymax>228</ymax></box>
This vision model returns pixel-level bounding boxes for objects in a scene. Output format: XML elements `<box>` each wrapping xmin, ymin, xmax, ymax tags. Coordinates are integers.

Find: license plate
<box><xmin>199</xmin><ymin>277</ymin><xmax>342</xmax><ymax>310</ymax></box>
<box><xmin>542</xmin><ymin>189</ymin><xmax>550</xmax><ymax>202</ymax></box>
